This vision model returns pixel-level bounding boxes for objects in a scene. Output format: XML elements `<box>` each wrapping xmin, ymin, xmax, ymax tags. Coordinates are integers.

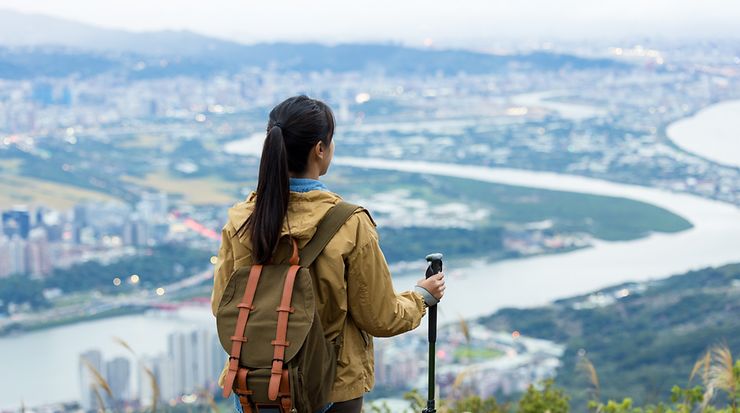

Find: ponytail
<box><xmin>248</xmin><ymin>124</ymin><xmax>290</xmax><ymax>264</ymax></box>
<box><xmin>245</xmin><ymin>95</ymin><xmax>335</xmax><ymax>264</ymax></box>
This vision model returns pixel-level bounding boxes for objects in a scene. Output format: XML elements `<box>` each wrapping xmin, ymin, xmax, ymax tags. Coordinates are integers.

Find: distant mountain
<box><xmin>0</xmin><ymin>47</ymin><xmax>118</xmax><ymax>79</ymax></box>
<box><xmin>0</xmin><ymin>9</ymin><xmax>631</xmax><ymax>79</ymax></box>
<box><xmin>0</xmin><ymin>9</ymin><xmax>239</xmax><ymax>57</ymax></box>
<box><xmin>480</xmin><ymin>262</ymin><xmax>740</xmax><ymax>408</ymax></box>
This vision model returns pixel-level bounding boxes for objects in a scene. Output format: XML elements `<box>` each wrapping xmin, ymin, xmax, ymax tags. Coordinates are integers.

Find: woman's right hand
<box><xmin>416</xmin><ymin>272</ymin><xmax>446</xmax><ymax>301</ymax></box>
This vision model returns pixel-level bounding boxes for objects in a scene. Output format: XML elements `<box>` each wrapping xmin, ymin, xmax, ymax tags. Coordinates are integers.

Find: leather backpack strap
<box><xmin>268</xmin><ymin>264</ymin><xmax>300</xmax><ymax>400</ymax></box>
<box><xmin>299</xmin><ymin>202</ymin><xmax>361</xmax><ymax>267</ymax></box>
<box><xmin>222</xmin><ymin>264</ymin><xmax>263</xmax><ymax>398</ymax></box>
<box><xmin>235</xmin><ymin>368</ymin><xmax>254</xmax><ymax>413</ymax></box>
<box><xmin>278</xmin><ymin>369</ymin><xmax>291</xmax><ymax>412</ymax></box>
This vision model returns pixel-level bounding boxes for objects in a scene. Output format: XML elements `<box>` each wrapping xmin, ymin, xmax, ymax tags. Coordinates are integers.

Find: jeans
<box><xmin>233</xmin><ymin>394</ymin><xmax>243</xmax><ymax>413</ymax></box>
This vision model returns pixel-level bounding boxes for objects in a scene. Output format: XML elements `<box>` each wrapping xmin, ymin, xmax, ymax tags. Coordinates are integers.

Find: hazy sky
<box><xmin>2</xmin><ymin>0</ymin><xmax>739</xmax><ymax>46</ymax></box>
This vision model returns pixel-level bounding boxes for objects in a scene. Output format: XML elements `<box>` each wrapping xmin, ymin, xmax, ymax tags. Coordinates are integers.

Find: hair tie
<box><xmin>274</xmin><ymin>122</ymin><xmax>282</xmax><ymax>128</ymax></box>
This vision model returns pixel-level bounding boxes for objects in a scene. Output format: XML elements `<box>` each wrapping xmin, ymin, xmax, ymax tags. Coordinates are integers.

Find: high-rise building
<box><xmin>168</xmin><ymin>331</ymin><xmax>189</xmax><ymax>396</ymax></box>
<box><xmin>123</xmin><ymin>216</ymin><xmax>148</xmax><ymax>247</ymax></box>
<box><xmin>139</xmin><ymin>354</ymin><xmax>176</xmax><ymax>405</ymax></box>
<box><xmin>73</xmin><ymin>204</ymin><xmax>88</xmax><ymax>228</ymax></box>
<box><xmin>2</xmin><ymin>208</ymin><xmax>31</xmax><ymax>239</ymax></box>
<box><xmin>27</xmin><ymin>227</ymin><xmax>52</xmax><ymax>277</ymax></box>
<box><xmin>105</xmin><ymin>357</ymin><xmax>131</xmax><ymax>408</ymax></box>
<box><xmin>210</xmin><ymin>333</ymin><xmax>227</xmax><ymax>389</ymax></box>
<box><xmin>0</xmin><ymin>236</ymin><xmax>12</xmax><ymax>278</ymax></box>
<box><xmin>137</xmin><ymin>192</ymin><xmax>169</xmax><ymax>223</ymax></box>
<box><xmin>7</xmin><ymin>234</ymin><xmax>27</xmax><ymax>275</ymax></box>
<box><xmin>34</xmin><ymin>206</ymin><xmax>45</xmax><ymax>228</ymax></box>
<box><xmin>167</xmin><ymin>329</ymin><xmax>221</xmax><ymax>396</ymax></box>
<box><xmin>192</xmin><ymin>329</ymin><xmax>211</xmax><ymax>390</ymax></box>
<box><xmin>168</xmin><ymin>331</ymin><xmax>204</xmax><ymax>394</ymax></box>
<box><xmin>79</xmin><ymin>350</ymin><xmax>104</xmax><ymax>412</ymax></box>
<box><xmin>73</xmin><ymin>204</ymin><xmax>88</xmax><ymax>244</ymax></box>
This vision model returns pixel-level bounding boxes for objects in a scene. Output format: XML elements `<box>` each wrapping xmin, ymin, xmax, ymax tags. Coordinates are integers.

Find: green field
<box><xmin>453</xmin><ymin>347</ymin><xmax>505</xmax><ymax>361</ymax></box>
<box><xmin>446</xmin><ymin>176</ymin><xmax>692</xmax><ymax>241</ymax></box>
<box><xmin>328</xmin><ymin>167</ymin><xmax>692</xmax><ymax>242</ymax></box>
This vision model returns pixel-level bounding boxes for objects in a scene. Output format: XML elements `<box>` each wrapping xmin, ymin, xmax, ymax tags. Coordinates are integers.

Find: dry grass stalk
<box><xmin>143</xmin><ymin>365</ymin><xmax>160</xmax><ymax>413</ymax></box>
<box><xmin>693</xmin><ymin>344</ymin><xmax>737</xmax><ymax>411</ymax></box>
<box><xmin>458</xmin><ymin>316</ymin><xmax>471</xmax><ymax>346</ymax></box>
<box><xmin>92</xmin><ymin>384</ymin><xmax>106</xmax><ymax>413</ymax></box>
<box><xmin>113</xmin><ymin>336</ymin><xmax>137</xmax><ymax>355</ymax></box>
<box><xmin>690</xmin><ymin>350</ymin><xmax>711</xmax><ymax>385</ymax></box>
<box><xmin>113</xmin><ymin>336</ymin><xmax>160</xmax><ymax>413</ymax></box>
<box><xmin>577</xmin><ymin>355</ymin><xmax>600</xmax><ymax>402</ymax></box>
<box><xmin>81</xmin><ymin>357</ymin><xmax>113</xmax><ymax>398</ymax></box>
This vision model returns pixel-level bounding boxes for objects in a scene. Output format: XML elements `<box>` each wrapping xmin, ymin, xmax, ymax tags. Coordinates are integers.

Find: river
<box><xmin>666</xmin><ymin>100</ymin><xmax>740</xmax><ymax>168</ymax></box>
<box><xmin>4</xmin><ymin>110</ymin><xmax>740</xmax><ymax>408</ymax></box>
<box><xmin>0</xmin><ymin>307</ymin><xmax>214</xmax><ymax>409</ymax></box>
<box><xmin>331</xmin><ymin>157</ymin><xmax>740</xmax><ymax>322</ymax></box>
<box><xmin>510</xmin><ymin>91</ymin><xmax>607</xmax><ymax>120</ymax></box>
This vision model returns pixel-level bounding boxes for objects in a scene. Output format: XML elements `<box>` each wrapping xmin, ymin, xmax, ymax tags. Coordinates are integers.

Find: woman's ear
<box><xmin>314</xmin><ymin>141</ymin><xmax>325</xmax><ymax>159</ymax></box>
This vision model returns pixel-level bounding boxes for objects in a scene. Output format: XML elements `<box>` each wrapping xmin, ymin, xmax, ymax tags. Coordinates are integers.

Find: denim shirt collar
<box><xmin>289</xmin><ymin>177</ymin><xmax>329</xmax><ymax>193</ymax></box>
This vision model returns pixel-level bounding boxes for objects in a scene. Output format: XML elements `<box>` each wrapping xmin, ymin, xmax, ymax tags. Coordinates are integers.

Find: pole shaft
<box><xmin>423</xmin><ymin>256</ymin><xmax>442</xmax><ymax>413</ymax></box>
<box><xmin>427</xmin><ymin>336</ymin><xmax>435</xmax><ymax>402</ymax></box>
<box><xmin>425</xmin><ymin>284</ymin><xmax>438</xmax><ymax>412</ymax></box>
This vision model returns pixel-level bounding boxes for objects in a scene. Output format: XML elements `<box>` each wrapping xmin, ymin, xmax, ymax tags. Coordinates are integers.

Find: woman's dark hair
<box><xmin>246</xmin><ymin>95</ymin><xmax>335</xmax><ymax>264</ymax></box>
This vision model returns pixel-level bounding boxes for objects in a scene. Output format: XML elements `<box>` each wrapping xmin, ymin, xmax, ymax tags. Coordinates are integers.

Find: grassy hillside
<box><xmin>479</xmin><ymin>263</ymin><xmax>740</xmax><ymax>409</ymax></box>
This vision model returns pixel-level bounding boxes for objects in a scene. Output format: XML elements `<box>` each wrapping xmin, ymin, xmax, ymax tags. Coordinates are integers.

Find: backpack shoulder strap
<box><xmin>299</xmin><ymin>201</ymin><xmax>360</xmax><ymax>267</ymax></box>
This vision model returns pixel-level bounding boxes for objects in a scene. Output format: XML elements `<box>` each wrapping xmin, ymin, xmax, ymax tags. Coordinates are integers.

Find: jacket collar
<box><xmin>228</xmin><ymin>190</ymin><xmax>344</xmax><ymax>249</ymax></box>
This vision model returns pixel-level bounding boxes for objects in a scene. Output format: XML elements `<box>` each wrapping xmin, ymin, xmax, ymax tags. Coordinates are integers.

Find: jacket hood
<box><xmin>227</xmin><ymin>190</ymin><xmax>344</xmax><ymax>250</ymax></box>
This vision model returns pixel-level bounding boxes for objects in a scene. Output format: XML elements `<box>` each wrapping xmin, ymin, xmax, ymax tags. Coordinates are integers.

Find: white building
<box><xmin>105</xmin><ymin>356</ymin><xmax>131</xmax><ymax>408</ymax></box>
<box><xmin>79</xmin><ymin>350</ymin><xmax>104</xmax><ymax>412</ymax></box>
<box><xmin>139</xmin><ymin>354</ymin><xmax>177</xmax><ymax>405</ymax></box>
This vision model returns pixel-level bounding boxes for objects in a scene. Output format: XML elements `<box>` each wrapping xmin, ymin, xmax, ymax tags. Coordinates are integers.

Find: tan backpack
<box><xmin>216</xmin><ymin>202</ymin><xmax>360</xmax><ymax>413</ymax></box>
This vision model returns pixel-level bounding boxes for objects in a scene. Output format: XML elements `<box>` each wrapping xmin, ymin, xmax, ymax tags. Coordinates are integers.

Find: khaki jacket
<box><xmin>211</xmin><ymin>190</ymin><xmax>426</xmax><ymax>402</ymax></box>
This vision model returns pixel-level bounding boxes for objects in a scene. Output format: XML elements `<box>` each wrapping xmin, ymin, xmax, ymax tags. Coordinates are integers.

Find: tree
<box><xmin>518</xmin><ymin>379</ymin><xmax>570</xmax><ymax>413</ymax></box>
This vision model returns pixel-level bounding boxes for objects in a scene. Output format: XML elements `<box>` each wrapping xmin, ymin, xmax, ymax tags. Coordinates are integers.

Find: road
<box><xmin>0</xmin><ymin>269</ymin><xmax>213</xmax><ymax>333</ymax></box>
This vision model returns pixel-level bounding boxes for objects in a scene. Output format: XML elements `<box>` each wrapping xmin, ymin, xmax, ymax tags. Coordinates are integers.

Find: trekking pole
<box><xmin>423</xmin><ymin>253</ymin><xmax>443</xmax><ymax>413</ymax></box>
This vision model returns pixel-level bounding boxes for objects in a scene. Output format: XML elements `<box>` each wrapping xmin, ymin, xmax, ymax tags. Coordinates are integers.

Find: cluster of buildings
<box><xmin>74</xmin><ymin>320</ymin><xmax>562</xmax><ymax>412</ymax></box>
<box><xmin>503</xmin><ymin>220</ymin><xmax>592</xmax><ymax>256</ymax></box>
<box><xmin>79</xmin><ymin>328</ymin><xmax>225</xmax><ymax>412</ymax></box>
<box><xmin>375</xmin><ymin>321</ymin><xmax>564</xmax><ymax>399</ymax></box>
<box><xmin>0</xmin><ymin>192</ymin><xmax>169</xmax><ymax>279</ymax></box>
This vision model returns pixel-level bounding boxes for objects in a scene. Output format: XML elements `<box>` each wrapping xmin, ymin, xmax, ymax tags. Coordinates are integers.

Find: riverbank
<box><xmin>0</xmin><ymin>282</ymin><xmax>213</xmax><ymax>338</ymax></box>
<box><xmin>0</xmin><ymin>305</ymin><xmax>149</xmax><ymax>337</ymax></box>
<box><xmin>666</xmin><ymin>100</ymin><xmax>740</xmax><ymax>168</ymax></box>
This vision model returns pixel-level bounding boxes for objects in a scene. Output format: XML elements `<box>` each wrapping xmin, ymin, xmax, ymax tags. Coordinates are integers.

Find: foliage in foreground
<box><xmin>81</xmin><ymin>338</ymin><xmax>737</xmax><ymax>413</ymax></box>
<box><xmin>381</xmin><ymin>344</ymin><xmax>739</xmax><ymax>413</ymax></box>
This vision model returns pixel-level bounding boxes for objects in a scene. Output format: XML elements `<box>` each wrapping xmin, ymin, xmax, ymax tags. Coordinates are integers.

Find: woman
<box><xmin>211</xmin><ymin>95</ymin><xmax>445</xmax><ymax>413</ymax></box>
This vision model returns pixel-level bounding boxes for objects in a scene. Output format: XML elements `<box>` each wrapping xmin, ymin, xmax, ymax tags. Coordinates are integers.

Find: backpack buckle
<box><xmin>228</xmin><ymin>357</ymin><xmax>240</xmax><ymax>372</ymax></box>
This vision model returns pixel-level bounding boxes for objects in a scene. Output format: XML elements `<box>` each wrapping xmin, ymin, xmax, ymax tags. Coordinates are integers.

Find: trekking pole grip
<box><xmin>425</xmin><ymin>253</ymin><xmax>443</xmax><ymax>279</ymax></box>
<box><xmin>424</xmin><ymin>253</ymin><xmax>442</xmax><ymax>344</ymax></box>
